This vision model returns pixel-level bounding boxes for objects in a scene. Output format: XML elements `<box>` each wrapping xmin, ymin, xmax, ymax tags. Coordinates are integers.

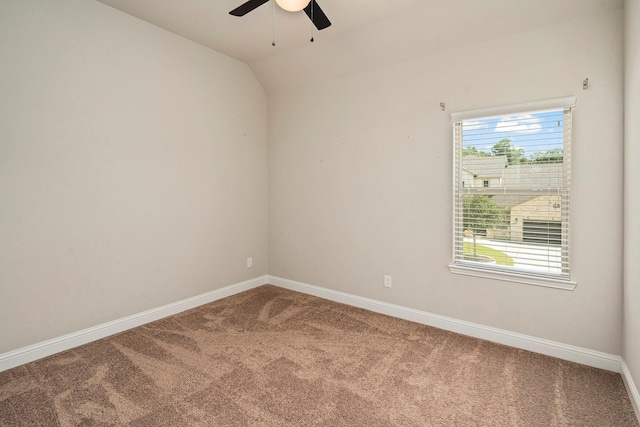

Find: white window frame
<box><xmin>448</xmin><ymin>97</ymin><xmax>577</xmax><ymax>290</ymax></box>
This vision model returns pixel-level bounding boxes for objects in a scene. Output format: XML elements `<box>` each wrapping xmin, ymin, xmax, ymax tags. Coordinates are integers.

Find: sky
<box><xmin>462</xmin><ymin>110</ymin><xmax>564</xmax><ymax>158</ymax></box>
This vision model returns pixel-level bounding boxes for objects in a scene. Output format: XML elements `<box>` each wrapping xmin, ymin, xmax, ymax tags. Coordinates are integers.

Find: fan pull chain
<box><xmin>310</xmin><ymin>0</ymin><xmax>314</xmax><ymax>42</ymax></box>
<box><xmin>272</xmin><ymin>0</ymin><xmax>276</xmax><ymax>46</ymax></box>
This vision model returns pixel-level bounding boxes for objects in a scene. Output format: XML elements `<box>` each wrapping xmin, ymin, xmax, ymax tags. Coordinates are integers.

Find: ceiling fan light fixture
<box><xmin>275</xmin><ymin>0</ymin><xmax>310</xmax><ymax>12</ymax></box>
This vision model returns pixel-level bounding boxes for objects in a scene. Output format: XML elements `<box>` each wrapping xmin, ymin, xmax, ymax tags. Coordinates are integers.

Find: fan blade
<box><xmin>303</xmin><ymin>0</ymin><xmax>331</xmax><ymax>30</ymax></box>
<box><xmin>230</xmin><ymin>0</ymin><xmax>270</xmax><ymax>16</ymax></box>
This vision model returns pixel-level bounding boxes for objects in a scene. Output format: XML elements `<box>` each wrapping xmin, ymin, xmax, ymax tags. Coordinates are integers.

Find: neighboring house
<box><xmin>461</xmin><ymin>155</ymin><xmax>507</xmax><ymax>188</ymax></box>
<box><xmin>509</xmin><ymin>194</ymin><xmax>562</xmax><ymax>244</ymax></box>
<box><xmin>462</xmin><ymin>156</ymin><xmax>564</xmax><ymax>244</ymax></box>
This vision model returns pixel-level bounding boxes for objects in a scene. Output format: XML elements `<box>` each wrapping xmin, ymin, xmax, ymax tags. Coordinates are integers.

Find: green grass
<box><xmin>463</xmin><ymin>242</ymin><xmax>514</xmax><ymax>266</ymax></box>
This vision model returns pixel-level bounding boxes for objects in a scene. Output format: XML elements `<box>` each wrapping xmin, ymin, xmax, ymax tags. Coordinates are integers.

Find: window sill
<box><xmin>448</xmin><ymin>264</ymin><xmax>576</xmax><ymax>290</ymax></box>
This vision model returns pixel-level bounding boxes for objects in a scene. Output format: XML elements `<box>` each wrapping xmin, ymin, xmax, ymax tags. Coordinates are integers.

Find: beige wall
<box><xmin>0</xmin><ymin>0</ymin><xmax>268</xmax><ymax>353</ymax></box>
<box><xmin>269</xmin><ymin>9</ymin><xmax>624</xmax><ymax>353</ymax></box>
<box><xmin>624</xmin><ymin>0</ymin><xmax>640</xmax><ymax>398</ymax></box>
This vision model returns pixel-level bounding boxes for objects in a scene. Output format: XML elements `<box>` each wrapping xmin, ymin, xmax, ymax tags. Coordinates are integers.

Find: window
<box><xmin>449</xmin><ymin>97</ymin><xmax>576</xmax><ymax>290</ymax></box>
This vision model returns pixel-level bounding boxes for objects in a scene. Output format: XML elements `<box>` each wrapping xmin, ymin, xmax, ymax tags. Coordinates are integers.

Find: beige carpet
<box><xmin>0</xmin><ymin>285</ymin><xmax>637</xmax><ymax>426</ymax></box>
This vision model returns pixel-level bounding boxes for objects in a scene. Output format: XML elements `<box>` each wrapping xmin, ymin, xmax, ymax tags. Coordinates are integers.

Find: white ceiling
<box><xmin>96</xmin><ymin>0</ymin><xmax>622</xmax><ymax>94</ymax></box>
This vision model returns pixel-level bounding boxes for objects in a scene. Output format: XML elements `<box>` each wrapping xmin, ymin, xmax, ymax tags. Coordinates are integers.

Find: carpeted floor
<box><xmin>0</xmin><ymin>285</ymin><xmax>638</xmax><ymax>426</ymax></box>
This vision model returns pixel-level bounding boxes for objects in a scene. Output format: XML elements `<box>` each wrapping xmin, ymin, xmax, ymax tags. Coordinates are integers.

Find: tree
<box><xmin>463</xmin><ymin>195</ymin><xmax>506</xmax><ymax>258</ymax></box>
<box><xmin>491</xmin><ymin>138</ymin><xmax>526</xmax><ymax>165</ymax></box>
<box><xmin>462</xmin><ymin>146</ymin><xmax>491</xmax><ymax>157</ymax></box>
<box><xmin>530</xmin><ymin>147</ymin><xmax>563</xmax><ymax>163</ymax></box>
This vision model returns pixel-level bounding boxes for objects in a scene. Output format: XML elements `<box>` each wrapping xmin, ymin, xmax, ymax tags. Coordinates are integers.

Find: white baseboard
<box><xmin>268</xmin><ymin>275</ymin><xmax>622</xmax><ymax>373</ymax></box>
<box><xmin>1</xmin><ymin>274</ymin><xmax>626</xmax><ymax>380</ymax></box>
<box><xmin>0</xmin><ymin>276</ymin><xmax>268</xmax><ymax>372</ymax></box>
<box><xmin>622</xmin><ymin>359</ymin><xmax>640</xmax><ymax>421</ymax></box>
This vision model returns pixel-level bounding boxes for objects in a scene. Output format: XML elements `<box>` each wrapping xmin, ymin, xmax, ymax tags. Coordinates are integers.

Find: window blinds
<box><xmin>451</xmin><ymin>97</ymin><xmax>575</xmax><ymax>283</ymax></box>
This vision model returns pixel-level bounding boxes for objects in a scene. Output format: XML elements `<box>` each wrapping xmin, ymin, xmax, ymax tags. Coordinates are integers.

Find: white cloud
<box><xmin>495</xmin><ymin>115</ymin><xmax>542</xmax><ymax>133</ymax></box>
<box><xmin>463</xmin><ymin>121</ymin><xmax>490</xmax><ymax>131</ymax></box>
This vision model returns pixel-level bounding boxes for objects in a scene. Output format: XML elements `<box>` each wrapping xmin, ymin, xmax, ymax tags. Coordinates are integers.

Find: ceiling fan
<box><xmin>230</xmin><ymin>0</ymin><xmax>332</xmax><ymax>30</ymax></box>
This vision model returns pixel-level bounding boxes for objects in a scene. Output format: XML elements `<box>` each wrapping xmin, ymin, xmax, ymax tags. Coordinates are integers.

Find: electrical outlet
<box><xmin>247</xmin><ymin>257</ymin><xmax>253</xmax><ymax>268</ymax></box>
<box><xmin>384</xmin><ymin>275</ymin><xmax>392</xmax><ymax>288</ymax></box>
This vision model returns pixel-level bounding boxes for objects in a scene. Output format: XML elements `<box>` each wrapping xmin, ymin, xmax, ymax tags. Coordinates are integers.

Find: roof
<box><xmin>503</xmin><ymin>163</ymin><xmax>564</xmax><ymax>189</ymax></box>
<box><xmin>462</xmin><ymin>155</ymin><xmax>508</xmax><ymax>178</ymax></box>
<box><xmin>463</xmin><ymin>157</ymin><xmax>565</xmax><ymax>209</ymax></box>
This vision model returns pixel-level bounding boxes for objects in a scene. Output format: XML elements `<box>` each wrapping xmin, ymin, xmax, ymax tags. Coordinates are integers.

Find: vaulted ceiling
<box><xmin>96</xmin><ymin>0</ymin><xmax>622</xmax><ymax>94</ymax></box>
